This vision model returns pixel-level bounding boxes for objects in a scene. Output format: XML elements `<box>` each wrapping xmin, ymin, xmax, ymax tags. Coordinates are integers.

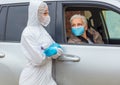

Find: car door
<box><xmin>0</xmin><ymin>3</ymin><xmax>28</xmax><ymax>85</ymax></box>
<box><xmin>55</xmin><ymin>0</ymin><xmax>120</xmax><ymax>85</ymax></box>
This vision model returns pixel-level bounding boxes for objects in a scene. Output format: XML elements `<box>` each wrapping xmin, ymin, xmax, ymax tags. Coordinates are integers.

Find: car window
<box><xmin>65</xmin><ymin>9</ymin><xmax>93</xmax><ymax>39</ymax></box>
<box><xmin>0</xmin><ymin>3</ymin><xmax>28</xmax><ymax>42</ymax></box>
<box><xmin>64</xmin><ymin>7</ymin><xmax>104</xmax><ymax>44</ymax></box>
<box><xmin>102</xmin><ymin>11</ymin><xmax>120</xmax><ymax>39</ymax></box>
<box><xmin>0</xmin><ymin>6</ymin><xmax>7</xmax><ymax>40</ymax></box>
<box><xmin>64</xmin><ymin>6</ymin><xmax>120</xmax><ymax>45</ymax></box>
<box><xmin>5</xmin><ymin>5</ymin><xmax>28</xmax><ymax>41</ymax></box>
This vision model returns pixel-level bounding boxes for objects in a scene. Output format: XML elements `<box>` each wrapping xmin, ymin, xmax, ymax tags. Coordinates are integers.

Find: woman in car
<box><xmin>68</xmin><ymin>14</ymin><xmax>104</xmax><ymax>44</ymax></box>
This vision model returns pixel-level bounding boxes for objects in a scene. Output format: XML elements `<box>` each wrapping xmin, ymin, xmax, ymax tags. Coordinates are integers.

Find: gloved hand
<box><xmin>44</xmin><ymin>43</ymin><xmax>63</xmax><ymax>58</ymax></box>
<box><xmin>44</xmin><ymin>46</ymin><xmax>58</xmax><ymax>57</ymax></box>
<box><xmin>51</xmin><ymin>48</ymin><xmax>63</xmax><ymax>59</ymax></box>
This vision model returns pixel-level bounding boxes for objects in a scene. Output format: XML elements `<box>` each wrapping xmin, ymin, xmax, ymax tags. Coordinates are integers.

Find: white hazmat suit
<box><xmin>19</xmin><ymin>0</ymin><xmax>61</xmax><ymax>85</ymax></box>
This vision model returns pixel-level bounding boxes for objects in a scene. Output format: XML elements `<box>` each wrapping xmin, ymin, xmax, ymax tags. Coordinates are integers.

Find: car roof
<box><xmin>0</xmin><ymin>0</ymin><xmax>29</xmax><ymax>4</ymax></box>
<box><xmin>0</xmin><ymin>0</ymin><xmax>120</xmax><ymax>9</ymax></box>
<box><xmin>45</xmin><ymin>0</ymin><xmax>120</xmax><ymax>8</ymax></box>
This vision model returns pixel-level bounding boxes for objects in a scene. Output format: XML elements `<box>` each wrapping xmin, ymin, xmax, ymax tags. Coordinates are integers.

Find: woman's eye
<box><xmin>43</xmin><ymin>12</ymin><xmax>49</xmax><ymax>15</ymax></box>
<box><xmin>77</xmin><ymin>23</ymin><xmax>82</xmax><ymax>26</ymax></box>
<box><xmin>44</xmin><ymin>13</ymin><xmax>47</xmax><ymax>15</ymax></box>
<box><xmin>72</xmin><ymin>24</ymin><xmax>75</xmax><ymax>27</ymax></box>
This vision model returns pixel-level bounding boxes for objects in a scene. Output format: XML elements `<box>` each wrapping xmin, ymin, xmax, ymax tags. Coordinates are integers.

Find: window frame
<box><xmin>100</xmin><ymin>10</ymin><xmax>120</xmax><ymax>44</ymax></box>
<box><xmin>0</xmin><ymin>2</ymin><xmax>29</xmax><ymax>42</ymax></box>
<box><xmin>56</xmin><ymin>1</ymin><xmax>120</xmax><ymax>46</ymax></box>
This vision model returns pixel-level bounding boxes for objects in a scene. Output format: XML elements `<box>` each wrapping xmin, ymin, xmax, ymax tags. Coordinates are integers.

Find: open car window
<box><xmin>64</xmin><ymin>6</ymin><xmax>120</xmax><ymax>45</ymax></box>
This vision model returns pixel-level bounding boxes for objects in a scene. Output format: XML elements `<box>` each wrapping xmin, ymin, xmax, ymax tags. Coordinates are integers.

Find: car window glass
<box><xmin>0</xmin><ymin>3</ymin><xmax>28</xmax><ymax>42</ymax></box>
<box><xmin>6</xmin><ymin>5</ymin><xmax>28</xmax><ymax>41</ymax></box>
<box><xmin>0</xmin><ymin>6</ymin><xmax>7</xmax><ymax>40</ymax></box>
<box><xmin>102</xmin><ymin>11</ymin><xmax>120</xmax><ymax>39</ymax></box>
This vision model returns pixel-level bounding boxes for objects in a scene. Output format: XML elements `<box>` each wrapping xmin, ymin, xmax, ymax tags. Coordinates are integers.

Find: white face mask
<box><xmin>41</xmin><ymin>15</ymin><xmax>51</xmax><ymax>27</ymax></box>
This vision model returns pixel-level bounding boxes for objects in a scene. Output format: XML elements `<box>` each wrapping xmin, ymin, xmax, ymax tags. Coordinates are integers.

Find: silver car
<box><xmin>0</xmin><ymin>0</ymin><xmax>120</xmax><ymax>85</ymax></box>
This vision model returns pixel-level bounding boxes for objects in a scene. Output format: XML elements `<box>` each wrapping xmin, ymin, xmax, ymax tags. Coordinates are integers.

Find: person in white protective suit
<box><xmin>19</xmin><ymin>0</ymin><xmax>63</xmax><ymax>85</ymax></box>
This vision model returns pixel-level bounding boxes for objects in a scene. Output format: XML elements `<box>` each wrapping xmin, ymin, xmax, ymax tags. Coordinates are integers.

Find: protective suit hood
<box><xmin>23</xmin><ymin>0</ymin><xmax>53</xmax><ymax>49</ymax></box>
<box><xmin>27</xmin><ymin>0</ymin><xmax>42</xmax><ymax>26</ymax></box>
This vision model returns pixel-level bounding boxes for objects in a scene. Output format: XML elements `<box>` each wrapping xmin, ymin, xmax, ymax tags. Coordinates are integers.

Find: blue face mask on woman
<box><xmin>71</xmin><ymin>26</ymin><xmax>85</xmax><ymax>36</ymax></box>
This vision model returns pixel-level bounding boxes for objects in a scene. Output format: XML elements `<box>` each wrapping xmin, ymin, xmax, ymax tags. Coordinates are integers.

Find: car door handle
<box><xmin>57</xmin><ymin>54</ymin><xmax>80</xmax><ymax>62</ymax></box>
<box><xmin>0</xmin><ymin>52</ymin><xmax>5</xmax><ymax>58</ymax></box>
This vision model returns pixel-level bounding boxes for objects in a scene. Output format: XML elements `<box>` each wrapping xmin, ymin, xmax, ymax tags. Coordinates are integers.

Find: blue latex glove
<box><xmin>44</xmin><ymin>47</ymin><xmax>57</xmax><ymax>57</ymax></box>
<box><xmin>49</xmin><ymin>43</ymin><xmax>62</xmax><ymax>48</ymax></box>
